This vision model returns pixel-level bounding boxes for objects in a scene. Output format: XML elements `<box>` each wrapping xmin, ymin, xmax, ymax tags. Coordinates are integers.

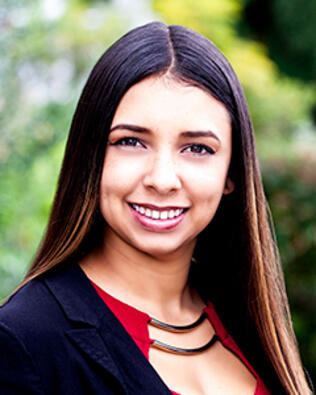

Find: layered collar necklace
<box><xmin>149</xmin><ymin>310</ymin><xmax>219</xmax><ymax>355</ymax></box>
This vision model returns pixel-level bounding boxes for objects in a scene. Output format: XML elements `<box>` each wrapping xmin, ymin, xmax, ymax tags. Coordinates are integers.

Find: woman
<box><xmin>0</xmin><ymin>22</ymin><xmax>311</xmax><ymax>394</ymax></box>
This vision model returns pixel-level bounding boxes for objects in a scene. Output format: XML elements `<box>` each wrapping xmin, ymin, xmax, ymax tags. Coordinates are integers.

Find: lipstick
<box><xmin>128</xmin><ymin>204</ymin><xmax>187</xmax><ymax>231</ymax></box>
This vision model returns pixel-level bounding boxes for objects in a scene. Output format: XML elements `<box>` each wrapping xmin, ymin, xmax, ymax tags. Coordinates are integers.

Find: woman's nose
<box><xmin>143</xmin><ymin>151</ymin><xmax>182</xmax><ymax>194</ymax></box>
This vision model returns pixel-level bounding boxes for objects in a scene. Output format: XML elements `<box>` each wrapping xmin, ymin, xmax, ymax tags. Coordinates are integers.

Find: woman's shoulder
<box><xmin>0</xmin><ymin>269</ymin><xmax>70</xmax><ymax>343</ymax></box>
<box><xmin>0</xmin><ymin>261</ymin><xmax>109</xmax><ymax>341</ymax></box>
<box><xmin>1</xmin><ymin>277</ymin><xmax>49</xmax><ymax>319</ymax></box>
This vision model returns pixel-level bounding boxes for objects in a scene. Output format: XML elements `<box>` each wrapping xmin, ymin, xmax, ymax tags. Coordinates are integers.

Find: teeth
<box><xmin>152</xmin><ymin>210</ymin><xmax>159</xmax><ymax>219</ymax></box>
<box><xmin>168</xmin><ymin>210</ymin><xmax>175</xmax><ymax>219</ymax></box>
<box><xmin>139</xmin><ymin>206</ymin><xmax>145</xmax><ymax>214</ymax></box>
<box><xmin>132</xmin><ymin>204</ymin><xmax>185</xmax><ymax>220</ymax></box>
<box><xmin>160</xmin><ymin>211</ymin><xmax>168</xmax><ymax>220</ymax></box>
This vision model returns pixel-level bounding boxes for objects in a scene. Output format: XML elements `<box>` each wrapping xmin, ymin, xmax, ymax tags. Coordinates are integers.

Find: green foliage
<box><xmin>263</xmin><ymin>161</ymin><xmax>316</xmax><ymax>381</ymax></box>
<box><xmin>241</xmin><ymin>0</ymin><xmax>316</xmax><ymax>82</ymax></box>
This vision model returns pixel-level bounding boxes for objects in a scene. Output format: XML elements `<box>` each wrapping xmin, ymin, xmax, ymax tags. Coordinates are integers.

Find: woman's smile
<box><xmin>128</xmin><ymin>202</ymin><xmax>190</xmax><ymax>231</ymax></box>
<box><xmin>99</xmin><ymin>75</ymin><xmax>234</xmax><ymax>257</ymax></box>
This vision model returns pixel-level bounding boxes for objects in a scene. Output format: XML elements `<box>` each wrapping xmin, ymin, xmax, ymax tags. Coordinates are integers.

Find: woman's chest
<box><xmin>147</xmin><ymin>337</ymin><xmax>258</xmax><ymax>395</ymax></box>
<box><xmin>91</xmin><ymin>282</ymin><xmax>265</xmax><ymax>394</ymax></box>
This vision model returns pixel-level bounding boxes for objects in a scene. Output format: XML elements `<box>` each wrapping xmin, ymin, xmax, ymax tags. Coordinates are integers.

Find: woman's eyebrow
<box><xmin>109</xmin><ymin>123</ymin><xmax>221</xmax><ymax>143</ymax></box>
<box><xmin>181</xmin><ymin>130</ymin><xmax>220</xmax><ymax>143</ymax></box>
<box><xmin>109</xmin><ymin>124</ymin><xmax>150</xmax><ymax>133</ymax></box>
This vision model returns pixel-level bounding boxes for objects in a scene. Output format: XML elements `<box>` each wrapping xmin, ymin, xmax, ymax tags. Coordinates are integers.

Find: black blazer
<box><xmin>0</xmin><ymin>261</ymin><xmax>173</xmax><ymax>394</ymax></box>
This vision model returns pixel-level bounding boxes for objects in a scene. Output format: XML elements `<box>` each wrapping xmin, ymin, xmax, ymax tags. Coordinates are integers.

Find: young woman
<box><xmin>0</xmin><ymin>22</ymin><xmax>311</xmax><ymax>394</ymax></box>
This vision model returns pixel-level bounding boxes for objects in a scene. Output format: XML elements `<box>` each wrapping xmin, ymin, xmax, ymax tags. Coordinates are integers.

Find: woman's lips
<box><xmin>128</xmin><ymin>203</ymin><xmax>188</xmax><ymax>231</ymax></box>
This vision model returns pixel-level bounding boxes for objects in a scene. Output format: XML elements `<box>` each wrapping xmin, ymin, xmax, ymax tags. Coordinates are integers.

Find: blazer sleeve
<box><xmin>0</xmin><ymin>322</ymin><xmax>44</xmax><ymax>395</ymax></box>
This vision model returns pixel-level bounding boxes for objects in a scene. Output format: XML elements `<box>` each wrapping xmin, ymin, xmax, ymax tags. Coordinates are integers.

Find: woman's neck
<box><xmin>79</xmin><ymin>229</ymin><xmax>203</xmax><ymax>322</ymax></box>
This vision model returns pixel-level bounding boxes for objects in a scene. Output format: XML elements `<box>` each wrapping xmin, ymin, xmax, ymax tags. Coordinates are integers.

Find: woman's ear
<box><xmin>223</xmin><ymin>177</ymin><xmax>235</xmax><ymax>195</ymax></box>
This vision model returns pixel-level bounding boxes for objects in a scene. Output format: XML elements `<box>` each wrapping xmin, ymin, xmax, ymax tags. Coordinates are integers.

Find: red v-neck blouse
<box><xmin>91</xmin><ymin>281</ymin><xmax>270</xmax><ymax>395</ymax></box>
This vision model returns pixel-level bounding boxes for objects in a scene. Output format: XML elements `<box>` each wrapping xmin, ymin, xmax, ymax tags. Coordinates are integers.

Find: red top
<box><xmin>91</xmin><ymin>281</ymin><xmax>270</xmax><ymax>395</ymax></box>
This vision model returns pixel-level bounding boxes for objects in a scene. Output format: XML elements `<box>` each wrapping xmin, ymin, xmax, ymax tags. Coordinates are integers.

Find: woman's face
<box><xmin>100</xmin><ymin>76</ymin><xmax>234</xmax><ymax>259</ymax></box>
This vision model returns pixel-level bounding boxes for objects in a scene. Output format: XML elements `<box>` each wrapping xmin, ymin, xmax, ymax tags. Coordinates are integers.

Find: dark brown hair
<box><xmin>4</xmin><ymin>22</ymin><xmax>311</xmax><ymax>394</ymax></box>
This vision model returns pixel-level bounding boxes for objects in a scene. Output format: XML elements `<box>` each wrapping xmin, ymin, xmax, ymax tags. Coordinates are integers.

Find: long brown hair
<box><xmin>4</xmin><ymin>22</ymin><xmax>311</xmax><ymax>394</ymax></box>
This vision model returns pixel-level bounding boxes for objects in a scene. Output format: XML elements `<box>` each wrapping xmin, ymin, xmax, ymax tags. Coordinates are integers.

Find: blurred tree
<box><xmin>241</xmin><ymin>0</ymin><xmax>316</xmax><ymax>129</ymax></box>
<box><xmin>241</xmin><ymin>0</ymin><xmax>316</xmax><ymax>82</ymax></box>
<box><xmin>263</xmin><ymin>162</ymin><xmax>316</xmax><ymax>381</ymax></box>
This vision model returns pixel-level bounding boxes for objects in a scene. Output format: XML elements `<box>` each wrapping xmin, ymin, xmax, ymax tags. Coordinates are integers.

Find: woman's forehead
<box><xmin>110</xmin><ymin>76</ymin><xmax>231</xmax><ymax>134</ymax></box>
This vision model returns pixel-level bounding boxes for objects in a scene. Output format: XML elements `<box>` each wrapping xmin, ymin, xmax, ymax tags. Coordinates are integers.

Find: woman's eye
<box><xmin>112</xmin><ymin>137</ymin><xmax>143</xmax><ymax>147</ymax></box>
<box><xmin>185</xmin><ymin>144</ymin><xmax>215</xmax><ymax>155</ymax></box>
<box><xmin>110</xmin><ymin>139</ymin><xmax>214</xmax><ymax>155</ymax></box>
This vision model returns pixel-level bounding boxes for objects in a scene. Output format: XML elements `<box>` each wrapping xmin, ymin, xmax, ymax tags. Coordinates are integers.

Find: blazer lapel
<box><xmin>64</xmin><ymin>327</ymin><xmax>121</xmax><ymax>378</ymax></box>
<box><xmin>43</xmin><ymin>261</ymin><xmax>171</xmax><ymax>395</ymax></box>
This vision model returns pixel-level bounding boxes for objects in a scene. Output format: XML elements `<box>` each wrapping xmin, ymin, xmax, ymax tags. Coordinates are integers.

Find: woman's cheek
<box><xmin>103</xmin><ymin>153</ymin><xmax>146</xmax><ymax>181</ymax></box>
<box><xmin>183</xmin><ymin>165</ymin><xmax>221</xmax><ymax>194</ymax></box>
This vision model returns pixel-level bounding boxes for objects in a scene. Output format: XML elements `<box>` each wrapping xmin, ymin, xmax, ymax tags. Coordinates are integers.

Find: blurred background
<box><xmin>0</xmin><ymin>0</ymin><xmax>315</xmax><ymax>387</ymax></box>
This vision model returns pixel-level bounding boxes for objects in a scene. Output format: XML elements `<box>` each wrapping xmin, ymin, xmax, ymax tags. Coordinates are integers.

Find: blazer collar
<box><xmin>43</xmin><ymin>260</ymin><xmax>108</xmax><ymax>327</ymax></box>
<box><xmin>43</xmin><ymin>260</ymin><xmax>171</xmax><ymax>395</ymax></box>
